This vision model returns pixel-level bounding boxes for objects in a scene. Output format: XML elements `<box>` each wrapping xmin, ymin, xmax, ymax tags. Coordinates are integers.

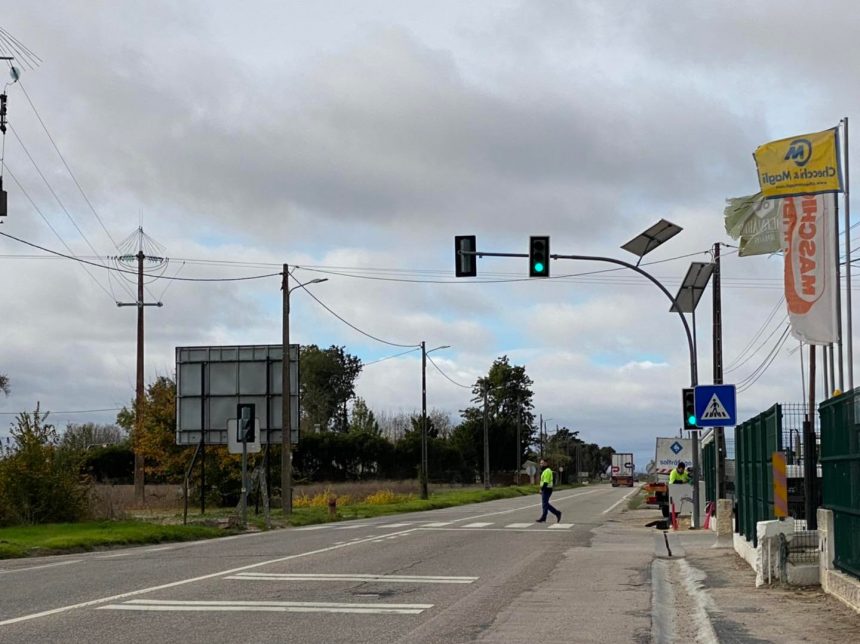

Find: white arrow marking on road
<box><xmin>99</xmin><ymin>599</ymin><xmax>433</xmax><ymax>615</ymax></box>
<box><xmin>225</xmin><ymin>572</ymin><xmax>477</xmax><ymax>584</ymax></box>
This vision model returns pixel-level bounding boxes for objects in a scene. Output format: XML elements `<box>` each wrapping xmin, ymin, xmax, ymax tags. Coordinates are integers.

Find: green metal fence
<box><xmin>820</xmin><ymin>389</ymin><xmax>860</xmax><ymax>579</ymax></box>
<box><xmin>735</xmin><ymin>404</ymin><xmax>782</xmax><ymax>546</ymax></box>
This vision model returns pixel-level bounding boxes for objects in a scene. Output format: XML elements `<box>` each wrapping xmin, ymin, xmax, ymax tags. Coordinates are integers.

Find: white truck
<box><xmin>610</xmin><ymin>452</ymin><xmax>635</xmax><ymax>487</ymax></box>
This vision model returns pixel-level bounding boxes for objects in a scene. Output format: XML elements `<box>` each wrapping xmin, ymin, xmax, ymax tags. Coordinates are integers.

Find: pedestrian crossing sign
<box><xmin>694</xmin><ymin>384</ymin><xmax>737</xmax><ymax>427</ymax></box>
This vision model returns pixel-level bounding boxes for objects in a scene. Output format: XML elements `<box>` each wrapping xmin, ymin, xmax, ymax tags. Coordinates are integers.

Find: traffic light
<box><xmin>529</xmin><ymin>236</ymin><xmax>550</xmax><ymax>277</ymax></box>
<box><xmin>237</xmin><ymin>403</ymin><xmax>256</xmax><ymax>442</ymax></box>
<box><xmin>682</xmin><ymin>388</ymin><xmax>697</xmax><ymax>429</ymax></box>
<box><xmin>454</xmin><ymin>235</ymin><xmax>477</xmax><ymax>277</ymax></box>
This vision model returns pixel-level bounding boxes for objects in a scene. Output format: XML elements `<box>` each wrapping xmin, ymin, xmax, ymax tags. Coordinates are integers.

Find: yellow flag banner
<box><xmin>753</xmin><ymin>127</ymin><xmax>842</xmax><ymax>198</ymax></box>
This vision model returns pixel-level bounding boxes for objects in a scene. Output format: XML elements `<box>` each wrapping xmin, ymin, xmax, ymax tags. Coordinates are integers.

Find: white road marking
<box><xmin>378</xmin><ymin>522</ymin><xmax>414</xmax><ymax>528</ymax></box>
<box><xmin>547</xmin><ymin>523</ymin><xmax>574</xmax><ymax>530</ymax></box>
<box><xmin>454</xmin><ymin>488</ymin><xmax>603</xmax><ymax>523</ymax></box>
<box><xmin>0</xmin><ymin>526</ymin><xmax>420</xmax><ymax>627</ymax></box>
<box><xmin>0</xmin><ymin>560</ymin><xmax>82</xmax><ymax>575</ymax></box>
<box><xmin>505</xmin><ymin>523</ymin><xmax>532</xmax><ymax>528</ymax></box>
<box><xmin>602</xmin><ymin>487</ymin><xmax>641</xmax><ymax>514</ymax></box>
<box><xmin>225</xmin><ymin>572</ymin><xmax>477</xmax><ymax>584</ymax></box>
<box><xmin>419</xmin><ymin>527</ymin><xmax>558</xmax><ymax>533</ymax></box>
<box><xmin>99</xmin><ymin>599</ymin><xmax>433</xmax><ymax>615</ymax></box>
<box><xmin>143</xmin><ymin>546</ymin><xmax>173</xmax><ymax>553</ymax></box>
<box><xmin>462</xmin><ymin>522</ymin><xmax>494</xmax><ymax>528</ymax></box>
<box><xmin>294</xmin><ymin>525</ymin><xmax>331</xmax><ymax>531</ymax></box>
<box><xmin>677</xmin><ymin>559</ymin><xmax>719</xmax><ymax>644</ymax></box>
<box><xmin>422</xmin><ymin>521</ymin><xmax>453</xmax><ymax>527</ymax></box>
<box><xmin>335</xmin><ymin>524</ymin><xmax>370</xmax><ymax>530</ymax></box>
<box><xmin>94</xmin><ymin>553</ymin><xmax>131</xmax><ymax>559</ymax></box>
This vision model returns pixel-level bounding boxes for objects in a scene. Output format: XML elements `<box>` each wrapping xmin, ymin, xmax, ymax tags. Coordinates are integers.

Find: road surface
<box><xmin>0</xmin><ymin>485</ymin><xmax>645</xmax><ymax>643</ymax></box>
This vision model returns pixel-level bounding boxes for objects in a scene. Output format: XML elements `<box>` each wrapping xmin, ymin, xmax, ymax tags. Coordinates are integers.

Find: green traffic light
<box><xmin>688</xmin><ymin>415</ymin><xmax>697</xmax><ymax>425</ymax></box>
<box><xmin>534</xmin><ymin>262</ymin><xmax>544</xmax><ymax>273</ymax></box>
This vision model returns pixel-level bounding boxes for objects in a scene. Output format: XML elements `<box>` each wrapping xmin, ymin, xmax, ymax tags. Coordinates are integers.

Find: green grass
<box><xmin>0</xmin><ymin>521</ymin><xmax>230</xmax><ymax>559</ymax></box>
<box><xmin>0</xmin><ymin>484</ymin><xmax>581</xmax><ymax>559</ymax></box>
<box><xmin>626</xmin><ymin>489</ymin><xmax>647</xmax><ymax>510</ymax></box>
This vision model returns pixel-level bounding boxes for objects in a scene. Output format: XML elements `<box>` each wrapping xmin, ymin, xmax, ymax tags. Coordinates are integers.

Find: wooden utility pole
<box><xmin>117</xmin><ymin>228</ymin><xmax>164</xmax><ymax>505</ymax></box>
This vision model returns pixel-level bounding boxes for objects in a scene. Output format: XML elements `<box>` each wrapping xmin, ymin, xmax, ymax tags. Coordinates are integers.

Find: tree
<box><xmin>60</xmin><ymin>423</ymin><xmax>127</xmax><ymax>452</ymax></box>
<box><xmin>348</xmin><ymin>398</ymin><xmax>380</xmax><ymax>435</ymax></box>
<box><xmin>299</xmin><ymin>345</ymin><xmax>363</xmax><ymax>433</ymax></box>
<box><xmin>0</xmin><ymin>404</ymin><xmax>89</xmax><ymax>525</ymax></box>
<box><xmin>0</xmin><ymin>374</ymin><xmax>9</xmax><ymax>396</ymax></box>
<box><xmin>455</xmin><ymin>356</ymin><xmax>537</xmax><ymax>479</ymax></box>
<box><xmin>118</xmin><ymin>376</ymin><xmax>186</xmax><ymax>483</ymax></box>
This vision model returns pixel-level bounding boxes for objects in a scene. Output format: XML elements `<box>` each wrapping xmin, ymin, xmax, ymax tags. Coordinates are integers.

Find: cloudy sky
<box><xmin>1</xmin><ymin>1</ymin><xmax>857</xmax><ymax>467</ymax></box>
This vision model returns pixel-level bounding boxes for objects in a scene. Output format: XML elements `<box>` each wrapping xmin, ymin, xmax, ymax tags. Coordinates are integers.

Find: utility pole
<box><xmin>483</xmin><ymin>384</ymin><xmax>490</xmax><ymax>489</ymax></box>
<box><xmin>282</xmin><ymin>265</ymin><xmax>292</xmax><ymax>515</ymax></box>
<box><xmin>116</xmin><ymin>229</ymin><xmax>164</xmax><ymax>505</ymax></box>
<box><xmin>516</xmin><ymin>407</ymin><xmax>522</xmax><ymax>485</ymax></box>
<box><xmin>713</xmin><ymin>243</ymin><xmax>726</xmax><ymax>499</ymax></box>
<box><xmin>420</xmin><ymin>341</ymin><xmax>428</xmax><ymax>500</ymax></box>
<box><xmin>539</xmin><ymin>413</ymin><xmax>543</xmax><ymax>459</ymax></box>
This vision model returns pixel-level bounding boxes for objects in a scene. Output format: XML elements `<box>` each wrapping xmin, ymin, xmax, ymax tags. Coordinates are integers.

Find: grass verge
<box><xmin>1</xmin><ymin>484</ymin><xmax>582</xmax><ymax>559</ymax></box>
<box><xmin>0</xmin><ymin>521</ymin><xmax>230</xmax><ymax>559</ymax></box>
<box><xmin>626</xmin><ymin>488</ymin><xmax>647</xmax><ymax>510</ymax></box>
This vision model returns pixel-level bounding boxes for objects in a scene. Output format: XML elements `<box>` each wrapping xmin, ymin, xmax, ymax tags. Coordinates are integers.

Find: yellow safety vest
<box><xmin>669</xmin><ymin>468</ymin><xmax>689</xmax><ymax>484</ymax></box>
<box><xmin>540</xmin><ymin>467</ymin><xmax>554</xmax><ymax>488</ymax></box>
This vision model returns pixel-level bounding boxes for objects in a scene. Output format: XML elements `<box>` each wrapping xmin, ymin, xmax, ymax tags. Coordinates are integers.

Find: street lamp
<box><xmin>421</xmin><ymin>342</ymin><xmax>450</xmax><ymax>500</ymax></box>
<box><xmin>282</xmin><ymin>267</ymin><xmax>328</xmax><ymax>515</ymax></box>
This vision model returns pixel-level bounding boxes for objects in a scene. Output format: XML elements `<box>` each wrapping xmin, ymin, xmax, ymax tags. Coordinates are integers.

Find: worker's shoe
<box><xmin>555</xmin><ymin>512</ymin><xmax>562</xmax><ymax>523</ymax></box>
<box><xmin>535</xmin><ymin>518</ymin><xmax>546</xmax><ymax>523</ymax></box>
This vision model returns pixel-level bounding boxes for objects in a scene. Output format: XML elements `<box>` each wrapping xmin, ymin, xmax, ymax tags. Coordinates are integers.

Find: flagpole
<box><xmin>844</xmin><ymin>117</ymin><xmax>854</xmax><ymax>391</ymax></box>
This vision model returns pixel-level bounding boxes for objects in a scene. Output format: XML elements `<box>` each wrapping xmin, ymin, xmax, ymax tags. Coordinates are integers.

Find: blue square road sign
<box><xmin>694</xmin><ymin>384</ymin><xmax>737</xmax><ymax>427</ymax></box>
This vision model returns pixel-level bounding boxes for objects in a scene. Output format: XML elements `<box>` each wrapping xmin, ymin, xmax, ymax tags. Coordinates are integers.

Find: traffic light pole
<box><xmin>462</xmin><ymin>248</ymin><xmax>701</xmax><ymax>521</ymax></box>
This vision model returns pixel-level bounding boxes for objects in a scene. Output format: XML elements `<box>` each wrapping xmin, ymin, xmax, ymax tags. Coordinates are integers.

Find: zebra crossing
<box><xmin>295</xmin><ymin>520</ymin><xmax>574</xmax><ymax>532</ymax></box>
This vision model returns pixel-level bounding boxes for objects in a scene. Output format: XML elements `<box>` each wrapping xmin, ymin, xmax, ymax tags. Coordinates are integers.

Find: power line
<box><xmin>736</xmin><ymin>325</ymin><xmax>792</xmax><ymax>393</ymax></box>
<box><xmin>0</xmin><ymin>407</ymin><xmax>122</xmax><ymax>416</ymax></box>
<box><xmin>4</xmin><ymin>166</ymin><xmax>117</xmax><ymax>301</ymax></box>
<box><xmin>8</xmin><ymin>125</ymin><xmax>126</xmax><ymax>299</ymax></box>
<box><xmin>724</xmin><ymin>296</ymin><xmax>785</xmax><ymax>372</ymax></box>
<box><xmin>14</xmin><ymin>77</ymin><xmax>119</xmax><ymax>250</ymax></box>
<box><xmin>362</xmin><ymin>347</ymin><xmax>422</xmax><ymax>367</ymax></box>
<box><xmin>296</xmin><ymin>282</ymin><xmax>420</xmax><ymax>349</ymax></box>
<box><xmin>0</xmin><ymin>230</ymin><xmax>282</xmax><ymax>282</ymax></box>
<box><xmin>425</xmin><ymin>354</ymin><xmax>472</xmax><ymax>389</ymax></box>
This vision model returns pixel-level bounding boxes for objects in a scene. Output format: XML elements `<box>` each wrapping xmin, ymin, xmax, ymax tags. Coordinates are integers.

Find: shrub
<box><xmin>0</xmin><ymin>406</ymin><xmax>90</xmax><ymax>526</ymax></box>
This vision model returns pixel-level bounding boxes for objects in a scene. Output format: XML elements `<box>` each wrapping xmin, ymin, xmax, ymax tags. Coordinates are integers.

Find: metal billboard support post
<box><xmin>200</xmin><ymin>362</ymin><xmax>206</xmax><ymax>515</ymax></box>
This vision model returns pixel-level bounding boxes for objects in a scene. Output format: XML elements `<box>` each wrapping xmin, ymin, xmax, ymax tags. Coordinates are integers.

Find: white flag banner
<box><xmin>780</xmin><ymin>194</ymin><xmax>839</xmax><ymax>344</ymax></box>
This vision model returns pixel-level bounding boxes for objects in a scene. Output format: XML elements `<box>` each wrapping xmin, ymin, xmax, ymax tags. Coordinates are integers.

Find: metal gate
<box><xmin>735</xmin><ymin>404</ymin><xmax>782</xmax><ymax>546</ymax></box>
<box><xmin>820</xmin><ymin>390</ymin><xmax>860</xmax><ymax>578</ymax></box>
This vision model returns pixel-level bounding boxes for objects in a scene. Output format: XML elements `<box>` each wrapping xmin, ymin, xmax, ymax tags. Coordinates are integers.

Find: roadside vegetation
<box><xmin>0</xmin><ymin>356</ymin><xmax>604</xmax><ymax>558</ymax></box>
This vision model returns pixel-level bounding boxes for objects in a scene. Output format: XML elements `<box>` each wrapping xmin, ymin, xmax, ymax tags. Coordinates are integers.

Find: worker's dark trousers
<box><xmin>539</xmin><ymin>487</ymin><xmax>561</xmax><ymax>521</ymax></box>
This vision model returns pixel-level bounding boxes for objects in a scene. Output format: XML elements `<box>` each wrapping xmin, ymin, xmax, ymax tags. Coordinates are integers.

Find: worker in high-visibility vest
<box><xmin>669</xmin><ymin>461</ymin><xmax>690</xmax><ymax>484</ymax></box>
<box><xmin>536</xmin><ymin>459</ymin><xmax>562</xmax><ymax>523</ymax></box>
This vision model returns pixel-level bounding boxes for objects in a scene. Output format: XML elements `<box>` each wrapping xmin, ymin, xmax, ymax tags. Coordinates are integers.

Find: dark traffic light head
<box><xmin>529</xmin><ymin>236</ymin><xmax>550</xmax><ymax>277</ymax></box>
<box><xmin>682</xmin><ymin>388</ymin><xmax>697</xmax><ymax>429</ymax></box>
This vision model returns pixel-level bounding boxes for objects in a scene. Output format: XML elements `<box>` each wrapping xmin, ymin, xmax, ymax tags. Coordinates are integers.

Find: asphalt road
<box><xmin>0</xmin><ymin>485</ymin><xmax>640</xmax><ymax>644</ymax></box>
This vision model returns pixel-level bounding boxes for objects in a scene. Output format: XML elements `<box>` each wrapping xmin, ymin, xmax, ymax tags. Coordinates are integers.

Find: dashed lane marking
<box><xmin>98</xmin><ymin>599</ymin><xmax>434</xmax><ymax>615</ymax></box>
<box><xmin>462</xmin><ymin>522</ymin><xmax>494</xmax><ymax>528</ymax></box>
<box><xmin>229</xmin><ymin>575</ymin><xmax>474</xmax><ymax>584</ymax></box>
<box><xmin>505</xmin><ymin>523</ymin><xmax>532</xmax><ymax>529</ymax></box>
<box><xmin>547</xmin><ymin>523</ymin><xmax>574</xmax><ymax>530</ymax></box>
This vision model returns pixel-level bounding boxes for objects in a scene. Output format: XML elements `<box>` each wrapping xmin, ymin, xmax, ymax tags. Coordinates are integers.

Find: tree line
<box><xmin>0</xmin><ymin>352</ymin><xmax>617</xmax><ymax>524</ymax></box>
